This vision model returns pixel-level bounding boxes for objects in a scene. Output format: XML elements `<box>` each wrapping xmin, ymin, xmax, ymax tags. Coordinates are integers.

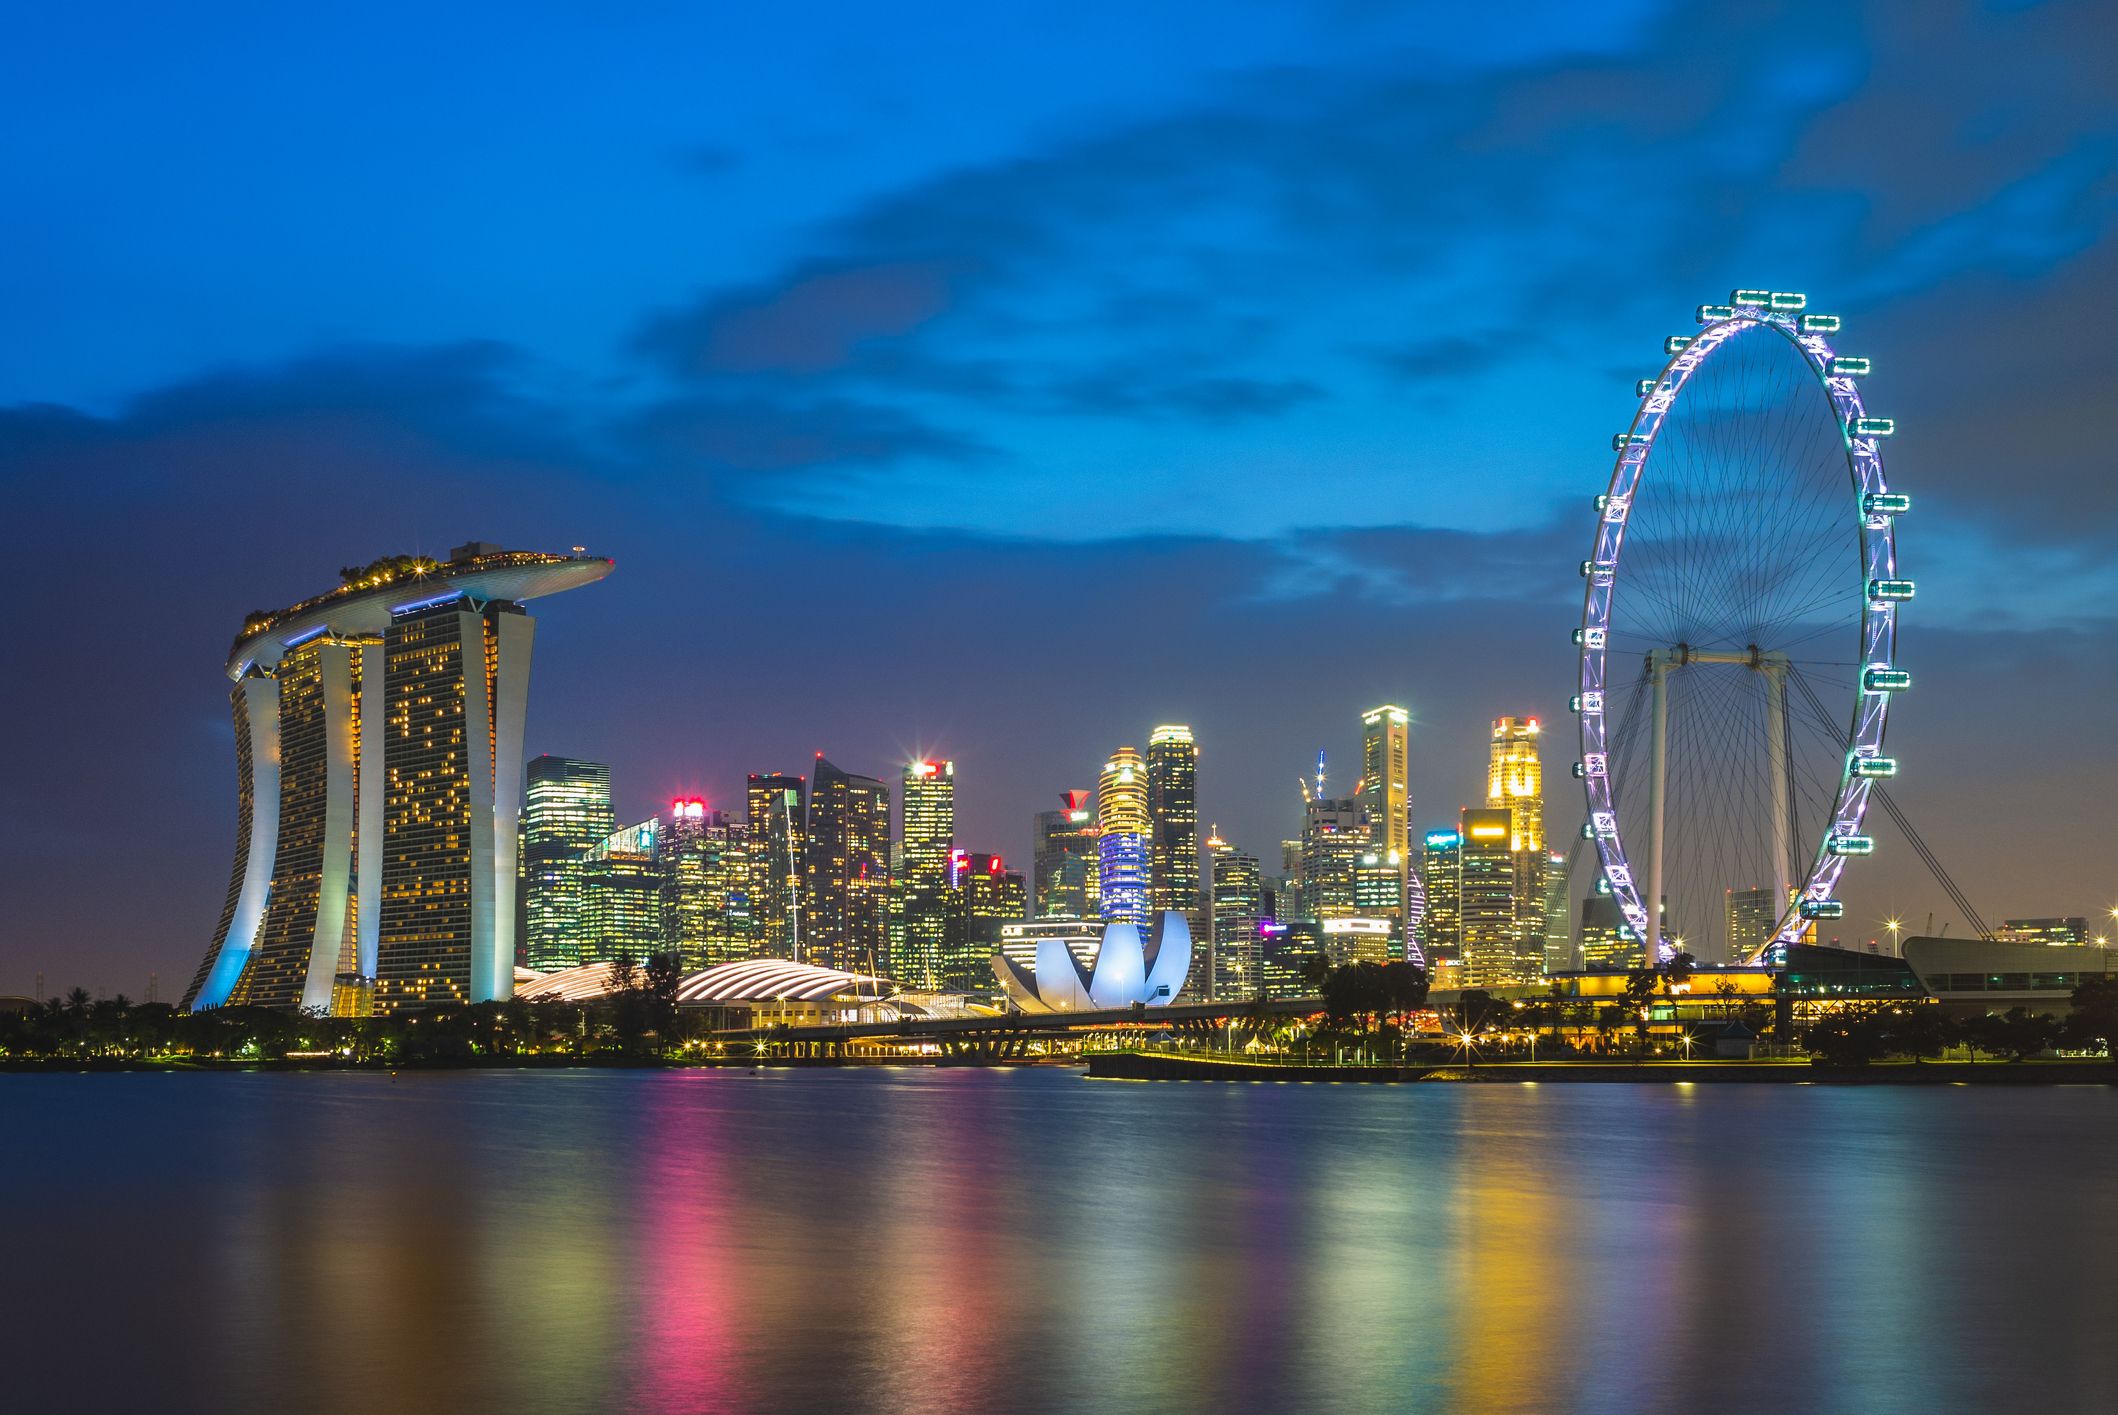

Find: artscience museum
<box><xmin>991</xmin><ymin>913</ymin><xmax>1193</xmax><ymax>1013</ymax></box>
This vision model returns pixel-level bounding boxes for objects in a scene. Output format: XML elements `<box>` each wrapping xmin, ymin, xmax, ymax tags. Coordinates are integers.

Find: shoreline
<box><xmin>1084</xmin><ymin>1051</ymin><xmax>2118</xmax><ymax>1084</ymax></box>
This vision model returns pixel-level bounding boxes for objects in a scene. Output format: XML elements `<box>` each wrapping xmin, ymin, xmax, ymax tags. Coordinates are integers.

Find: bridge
<box><xmin>717</xmin><ymin>997</ymin><xmax>1323</xmax><ymax>1060</ymax></box>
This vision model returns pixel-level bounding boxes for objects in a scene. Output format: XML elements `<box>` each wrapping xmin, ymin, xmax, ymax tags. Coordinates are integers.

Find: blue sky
<box><xmin>4</xmin><ymin>0</ymin><xmax>2115</xmax><ymax>992</ymax></box>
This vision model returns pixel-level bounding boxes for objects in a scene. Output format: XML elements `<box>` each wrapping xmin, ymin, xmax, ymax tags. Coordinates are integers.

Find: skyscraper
<box><xmin>185</xmin><ymin>545</ymin><xmax>611</xmax><ymax>1013</ymax></box>
<box><xmin>661</xmin><ymin>799</ymin><xmax>753</xmax><ymax>970</ymax></box>
<box><xmin>804</xmin><ymin>757</ymin><xmax>892</xmax><ymax>975</ymax></box>
<box><xmin>522</xmin><ymin>755</ymin><xmax>614</xmax><ymax>971</ymax></box>
<box><xmin>1210</xmin><ymin>836</ymin><xmax>1263</xmax><ymax>1001</ymax></box>
<box><xmin>956</xmin><ymin>851</ymin><xmax>1027</xmax><ymax>961</ymax></box>
<box><xmin>746</xmin><ymin>773</ymin><xmax>807</xmax><ymax>961</ymax></box>
<box><xmin>1725</xmin><ymin>886</ymin><xmax>1778</xmax><ymax>964</ymax></box>
<box><xmin>1146</xmin><ymin>725</ymin><xmax>1202</xmax><ymax>938</ymax></box>
<box><xmin>1358</xmin><ymin>704</ymin><xmax>1411</xmax><ymax>917</ymax></box>
<box><xmin>1032</xmin><ymin>790</ymin><xmax>1100</xmax><ymax>919</ymax></box>
<box><xmin>581</xmin><ymin>818</ymin><xmax>666</xmax><ymax>965</ymax></box>
<box><xmin>1488</xmin><ymin>716</ymin><xmax>1549</xmax><ymax>974</ymax></box>
<box><xmin>900</xmin><ymin>760</ymin><xmax>955</xmax><ymax>988</ymax></box>
<box><xmin>1298</xmin><ymin>796</ymin><xmax>1367</xmax><ymax>921</ymax></box>
<box><xmin>1579</xmin><ymin>892</ymin><xmax>1634</xmax><ymax>970</ymax></box>
<box><xmin>1542</xmin><ymin>851</ymin><xmax>1573</xmax><ymax>975</ymax></box>
<box><xmin>1459</xmin><ymin>806</ymin><xmax>1524</xmax><ymax>988</ymax></box>
<box><xmin>1418</xmin><ymin>830</ymin><xmax>1462</xmax><ymax>965</ymax></box>
<box><xmin>1097</xmin><ymin>747</ymin><xmax>1151</xmax><ymax>925</ymax></box>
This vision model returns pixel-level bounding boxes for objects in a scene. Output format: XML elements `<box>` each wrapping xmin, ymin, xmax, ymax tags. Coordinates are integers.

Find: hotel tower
<box><xmin>182</xmin><ymin>543</ymin><xmax>612</xmax><ymax>1014</ymax></box>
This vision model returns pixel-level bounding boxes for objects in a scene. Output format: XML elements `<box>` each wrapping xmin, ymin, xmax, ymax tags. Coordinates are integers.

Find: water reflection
<box><xmin>4</xmin><ymin>1072</ymin><xmax>2117</xmax><ymax>1414</ymax></box>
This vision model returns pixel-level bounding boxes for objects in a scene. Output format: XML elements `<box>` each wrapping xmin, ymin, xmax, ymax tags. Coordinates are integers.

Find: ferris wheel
<box><xmin>1574</xmin><ymin>289</ymin><xmax>1910</xmax><ymax>966</ymax></box>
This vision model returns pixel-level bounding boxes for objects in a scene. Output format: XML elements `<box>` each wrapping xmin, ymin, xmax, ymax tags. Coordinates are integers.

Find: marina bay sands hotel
<box><xmin>181</xmin><ymin>543</ymin><xmax>612</xmax><ymax>1015</ymax></box>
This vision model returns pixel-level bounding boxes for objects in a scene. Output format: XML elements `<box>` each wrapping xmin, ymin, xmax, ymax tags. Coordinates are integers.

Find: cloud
<box><xmin>607</xmin><ymin>1</ymin><xmax>2118</xmax><ymax>545</ymax></box>
<box><xmin>635</xmin><ymin>260</ymin><xmax>964</xmax><ymax>377</ymax></box>
<box><xmin>621</xmin><ymin>392</ymin><xmax>986</xmax><ymax>474</ymax></box>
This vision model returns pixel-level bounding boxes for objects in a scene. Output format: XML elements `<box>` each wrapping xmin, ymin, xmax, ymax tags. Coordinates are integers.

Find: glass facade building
<box><xmin>899</xmin><ymin>760</ymin><xmax>955</xmax><ymax>988</ymax></box>
<box><xmin>804</xmin><ymin>757</ymin><xmax>892</xmax><ymax>975</ymax></box>
<box><xmin>1032</xmin><ymin>790</ymin><xmax>1099</xmax><ymax>919</ymax></box>
<box><xmin>746</xmin><ymin>773</ymin><xmax>807</xmax><ymax>962</ymax></box>
<box><xmin>1096</xmin><ymin>747</ymin><xmax>1151</xmax><ymax>925</ymax></box>
<box><xmin>1418</xmin><ymin>830</ymin><xmax>1462</xmax><ymax>965</ymax></box>
<box><xmin>1146</xmin><ymin>725</ymin><xmax>1202</xmax><ymax>943</ymax></box>
<box><xmin>522</xmin><ymin>755</ymin><xmax>614</xmax><ymax>971</ymax></box>
<box><xmin>1459</xmin><ymin>806</ymin><xmax>1524</xmax><ymax>988</ymax></box>
<box><xmin>1357</xmin><ymin>704</ymin><xmax>1411</xmax><ymax>924</ymax></box>
<box><xmin>1210</xmin><ymin>840</ymin><xmax>1263</xmax><ymax>1001</ymax></box>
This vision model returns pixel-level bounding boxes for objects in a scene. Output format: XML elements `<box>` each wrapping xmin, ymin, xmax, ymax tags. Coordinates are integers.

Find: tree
<box><xmin>2064</xmin><ymin>977</ymin><xmax>2118</xmax><ymax>1057</ymax></box>
<box><xmin>1801</xmin><ymin>1005</ymin><xmax>1892</xmax><ymax>1066</ymax></box>
<box><xmin>1985</xmin><ymin>1007</ymin><xmax>2058</xmax><ymax>1061</ymax></box>
<box><xmin>643</xmin><ymin>951</ymin><xmax>683</xmax><ymax>1046</ymax></box>
<box><xmin>1889</xmin><ymin>1004</ymin><xmax>1951</xmax><ymax>1064</ymax></box>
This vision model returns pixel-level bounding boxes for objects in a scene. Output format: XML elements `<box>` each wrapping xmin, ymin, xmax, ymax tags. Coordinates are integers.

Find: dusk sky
<box><xmin>5</xmin><ymin>0</ymin><xmax>2115</xmax><ymax>997</ymax></box>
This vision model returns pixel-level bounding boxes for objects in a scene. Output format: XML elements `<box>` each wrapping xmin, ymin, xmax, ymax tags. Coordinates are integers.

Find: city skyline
<box><xmin>6</xmin><ymin>1</ymin><xmax>2117</xmax><ymax>998</ymax></box>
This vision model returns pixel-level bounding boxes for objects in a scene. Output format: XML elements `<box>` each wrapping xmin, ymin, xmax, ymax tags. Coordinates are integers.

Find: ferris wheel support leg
<box><xmin>1646</xmin><ymin>652</ymin><xmax>1672</xmax><ymax>967</ymax></box>
<box><xmin>1763</xmin><ymin>655</ymin><xmax>1793</xmax><ymax>923</ymax></box>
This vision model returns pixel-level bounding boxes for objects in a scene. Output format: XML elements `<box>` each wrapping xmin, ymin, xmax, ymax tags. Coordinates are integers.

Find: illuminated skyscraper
<box><xmin>1358</xmin><ymin>704</ymin><xmax>1411</xmax><ymax>915</ymax></box>
<box><xmin>899</xmin><ymin>760</ymin><xmax>955</xmax><ymax>987</ymax></box>
<box><xmin>1209</xmin><ymin>836</ymin><xmax>1263</xmax><ymax>1001</ymax></box>
<box><xmin>1418</xmin><ymin>830</ymin><xmax>1461</xmax><ymax>965</ymax></box>
<box><xmin>1459</xmin><ymin>806</ymin><xmax>1526</xmax><ymax>988</ymax></box>
<box><xmin>661</xmin><ymin>799</ymin><xmax>753</xmax><ymax>970</ymax></box>
<box><xmin>804</xmin><ymin>757</ymin><xmax>892</xmax><ymax>975</ymax></box>
<box><xmin>1725</xmin><ymin>886</ymin><xmax>1778</xmax><ymax>964</ymax></box>
<box><xmin>746</xmin><ymin>773</ymin><xmax>807</xmax><ymax>961</ymax></box>
<box><xmin>1097</xmin><ymin>747</ymin><xmax>1151</xmax><ymax>925</ymax></box>
<box><xmin>1146</xmin><ymin>725</ymin><xmax>1202</xmax><ymax>936</ymax></box>
<box><xmin>1488</xmin><ymin>716</ymin><xmax>1549</xmax><ymax>970</ymax></box>
<box><xmin>1299</xmin><ymin>796</ymin><xmax>1366</xmax><ymax>921</ymax></box>
<box><xmin>185</xmin><ymin>545</ymin><xmax>611</xmax><ymax>1013</ymax></box>
<box><xmin>522</xmin><ymin>755</ymin><xmax>614</xmax><ymax>971</ymax></box>
<box><xmin>1032</xmin><ymin>791</ymin><xmax>1099</xmax><ymax>919</ymax></box>
<box><xmin>1542</xmin><ymin>851</ymin><xmax>1573</xmax><ymax>974</ymax></box>
<box><xmin>1579</xmin><ymin>892</ymin><xmax>1634</xmax><ymax>970</ymax></box>
<box><xmin>581</xmin><ymin>818</ymin><xmax>666</xmax><ymax>965</ymax></box>
<box><xmin>956</xmin><ymin>851</ymin><xmax>1027</xmax><ymax>961</ymax></box>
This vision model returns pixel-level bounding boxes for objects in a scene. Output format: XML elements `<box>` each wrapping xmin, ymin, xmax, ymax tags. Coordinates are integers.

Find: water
<box><xmin>4</xmin><ymin>1069</ymin><xmax>2115</xmax><ymax>1414</ymax></box>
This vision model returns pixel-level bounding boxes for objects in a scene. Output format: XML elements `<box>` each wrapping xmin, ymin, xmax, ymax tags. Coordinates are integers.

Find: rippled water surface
<box><xmin>5</xmin><ymin>1068</ymin><xmax>2117</xmax><ymax>1414</ymax></box>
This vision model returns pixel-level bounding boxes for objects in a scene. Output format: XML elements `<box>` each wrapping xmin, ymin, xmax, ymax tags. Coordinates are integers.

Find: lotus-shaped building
<box><xmin>992</xmin><ymin>913</ymin><xmax>1192</xmax><ymax>1013</ymax></box>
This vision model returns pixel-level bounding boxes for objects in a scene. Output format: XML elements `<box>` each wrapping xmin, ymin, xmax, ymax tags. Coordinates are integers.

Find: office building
<box><xmin>1418</xmin><ymin>830</ymin><xmax>1462</xmax><ymax>964</ymax></box>
<box><xmin>185</xmin><ymin>545</ymin><xmax>611</xmax><ymax>1013</ymax></box>
<box><xmin>661</xmin><ymin>799</ymin><xmax>753</xmax><ymax>970</ymax></box>
<box><xmin>1579</xmin><ymin>892</ymin><xmax>1635</xmax><ymax>970</ymax></box>
<box><xmin>582</xmin><ymin>819</ymin><xmax>666</xmax><ymax>965</ymax></box>
<box><xmin>957</xmin><ymin>851</ymin><xmax>1027</xmax><ymax>966</ymax></box>
<box><xmin>1542</xmin><ymin>851</ymin><xmax>1573</xmax><ymax>975</ymax></box>
<box><xmin>1488</xmin><ymin>716</ymin><xmax>1548</xmax><ymax>965</ymax></box>
<box><xmin>804</xmin><ymin>757</ymin><xmax>892</xmax><ymax>975</ymax></box>
<box><xmin>1097</xmin><ymin>747</ymin><xmax>1151</xmax><ymax>925</ymax></box>
<box><xmin>1459</xmin><ymin>806</ymin><xmax>1526</xmax><ymax>988</ymax></box>
<box><xmin>1725</xmin><ymin>886</ymin><xmax>1779</xmax><ymax>964</ymax></box>
<box><xmin>1999</xmin><ymin>917</ymin><xmax>2090</xmax><ymax>946</ymax></box>
<box><xmin>1299</xmin><ymin>797</ymin><xmax>1367</xmax><ymax>921</ymax></box>
<box><xmin>899</xmin><ymin>760</ymin><xmax>955</xmax><ymax>988</ymax></box>
<box><xmin>747</xmin><ymin>773</ymin><xmax>807</xmax><ymax>962</ymax></box>
<box><xmin>521</xmin><ymin>756</ymin><xmax>615</xmax><ymax>971</ymax></box>
<box><xmin>1357</xmin><ymin>704</ymin><xmax>1411</xmax><ymax>916</ymax></box>
<box><xmin>1147</xmin><ymin>725</ymin><xmax>1203</xmax><ymax>943</ymax></box>
<box><xmin>1208</xmin><ymin>832</ymin><xmax>1262</xmax><ymax>1001</ymax></box>
<box><xmin>1032</xmin><ymin>791</ymin><xmax>1100</xmax><ymax>919</ymax></box>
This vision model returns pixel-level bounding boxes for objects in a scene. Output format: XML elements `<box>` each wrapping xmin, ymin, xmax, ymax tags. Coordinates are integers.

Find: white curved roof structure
<box><xmin>515</xmin><ymin>960</ymin><xmax>627</xmax><ymax>1003</ymax></box>
<box><xmin>677</xmin><ymin>959</ymin><xmax>893</xmax><ymax>1004</ymax></box>
<box><xmin>993</xmin><ymin>913</ymin><xmax>1192</xmax><ymax>1014</ymax></box>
